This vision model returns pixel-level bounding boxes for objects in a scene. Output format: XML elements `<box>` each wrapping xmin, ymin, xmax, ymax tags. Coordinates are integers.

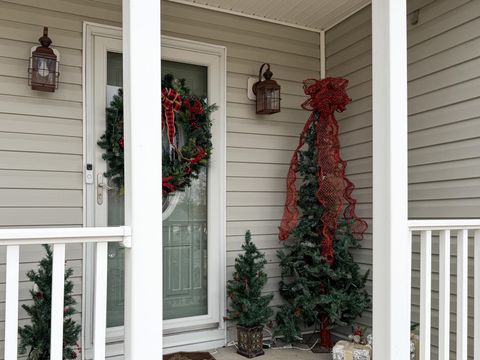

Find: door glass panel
<box><xmin>105</xmin><ymin>51</ymin><xmax>125</xmax><ymax>328</ymax></box>
<box><xmin>103</xmin><ymin>57</ymin><xmax>209</xmax><ymax>326</ymax></box>
<box><xmin>162</xmin><ymin>60</ymin><xmax>208</xmax><ymax>320</ymax></box>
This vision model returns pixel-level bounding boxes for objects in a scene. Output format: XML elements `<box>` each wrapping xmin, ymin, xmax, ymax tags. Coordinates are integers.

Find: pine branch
<box><xmin>18</xmin><ymin>245</ymin><xmax>81</xmax><ymax>359</ymax></box>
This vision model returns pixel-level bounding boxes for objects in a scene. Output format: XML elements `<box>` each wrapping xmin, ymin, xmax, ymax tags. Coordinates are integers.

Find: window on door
<box><xmin>102</xmin><ymin>57</ymin><xmax>211</xmax><ymax>326</ymax></box>
<box><xmin>105</xmin><ymin>51</ymin><xmax>125</xmax><ymax>328</ymax></box>
<box><xmin>162</xmin><ymin>61</ymin><xmax>209</xmax><ymax>320</ymax></box>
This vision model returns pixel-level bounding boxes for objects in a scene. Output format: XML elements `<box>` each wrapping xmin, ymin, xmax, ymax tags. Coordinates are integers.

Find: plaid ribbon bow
<box><xmin>162</xmin><ymin>88</ymin><xmax>182</xmax><ymax>145</ymax></box>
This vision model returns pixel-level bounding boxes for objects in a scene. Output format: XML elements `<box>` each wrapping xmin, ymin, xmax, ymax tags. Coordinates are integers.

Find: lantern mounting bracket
<box><xmin>252</xmin><ymin>63</ymin><xmax>271</xmax><ymax>95</ymax></box>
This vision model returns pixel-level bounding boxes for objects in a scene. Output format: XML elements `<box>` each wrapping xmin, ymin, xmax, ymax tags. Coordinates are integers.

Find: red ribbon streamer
<box><xmin>279</xmin><ymin>77</ymin><xmax>368</xmax><ymax>263</ymax></box>
<box><xmin>162</xmin><ymin>88</ymin><xmax>182</xmax><ymax>145</ymax></box>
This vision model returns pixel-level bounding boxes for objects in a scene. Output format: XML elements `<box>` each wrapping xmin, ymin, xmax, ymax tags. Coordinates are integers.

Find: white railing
<box><xmin>408</xmin><ymin>220</ymin><xmax>480</xmax><ymax>360</ymax></box>
<box><xmin>0</xmin><ymin>226</ymin><xmax>131</xmax><ymax>360</ymax></box>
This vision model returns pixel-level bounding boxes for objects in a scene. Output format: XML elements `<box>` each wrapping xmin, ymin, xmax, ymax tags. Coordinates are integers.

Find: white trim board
<box><xmin>82</xmin><ymin>22</ymin><xmax>123</xmax><ymax>360</ymax></box>
<box><xmin>320</xmin><ymin>30</ymin><xmax>326</xmax><ymax>78</ymax></box>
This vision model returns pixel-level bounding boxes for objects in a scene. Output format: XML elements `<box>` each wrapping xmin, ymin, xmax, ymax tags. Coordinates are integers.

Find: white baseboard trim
<box><xmin>163</xmin><ymin>328</ymin><xmax>226</xmax><ymax>354</ymax></box>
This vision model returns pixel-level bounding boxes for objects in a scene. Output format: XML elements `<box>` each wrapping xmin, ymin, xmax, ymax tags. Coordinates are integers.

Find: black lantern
<box><xmin>28</xmin><ymin>27</ymin><xmax>59</xmax><ymax>92</ymax></box>
<box><xmin>252</xmin><ymin>63</ymin><xmax>281</xmax><ymax>114</ymax></box>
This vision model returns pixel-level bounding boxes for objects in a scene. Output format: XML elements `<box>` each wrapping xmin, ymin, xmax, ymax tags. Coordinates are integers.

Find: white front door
<box><xmin>85</xmin><ymin>25</ymin><xmax>226</xmax><ymax>351</ymax></box>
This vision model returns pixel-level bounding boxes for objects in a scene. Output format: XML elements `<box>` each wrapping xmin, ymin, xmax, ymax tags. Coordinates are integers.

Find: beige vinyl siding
<box><xmin>0</xmin><ymin>0</ymin><xmax>121</xmax><ymax>358</ymax></box>
<box><xmin>0</xmin><ymin>0</ymin><xmax>121</xmax><ymax>227</ymax></box>
<box><xmin>326</xmin><ymin>0</ymin><xmax>480</xmax><ymax>357</ymax></box>
<box><xmin>162</xmin><ymin>1</ymin><xmax>321</xmax><ymax>341</ymax></box>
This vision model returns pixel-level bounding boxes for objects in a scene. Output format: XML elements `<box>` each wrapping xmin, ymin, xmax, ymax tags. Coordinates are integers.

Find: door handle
<box><xmin>97</xmin><ymin>173</ymin><xmax>112</xmax><ymax>205</ymax></box>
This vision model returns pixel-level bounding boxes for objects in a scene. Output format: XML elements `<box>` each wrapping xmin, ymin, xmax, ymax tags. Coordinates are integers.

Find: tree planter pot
<box><xmin>237</xmin><ymin>325</ymin><xmax>265</xmax><ymax>358</ymax></box>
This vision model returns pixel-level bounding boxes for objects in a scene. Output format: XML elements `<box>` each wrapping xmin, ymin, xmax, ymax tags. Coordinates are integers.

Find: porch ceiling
<box><xmin>166</xmin><ymin>0</ymin><xmax>371</xmax><ymax>31</ymax></box>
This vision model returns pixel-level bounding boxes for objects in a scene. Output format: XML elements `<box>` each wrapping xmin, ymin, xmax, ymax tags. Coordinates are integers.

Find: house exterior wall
<box><xmin>3</xmin><ymin>0</ymin><xmax>478</xmax><ymax>355</ymax></box>
<box><xmin>161</xmin><ymin>0</ymin><xmax>322</xmax><ymax>340</ymax></box>
<box><xmin>0</xmin><ymin>0</ymin><xmax>121</xmax><ymax>357</ymax></box>
<box><xmin>326</xmin><ymin>0</ymin><xmax>480</xmax><ymax>357</ymax></box>
<box><xmin>0</xmin><ymin>0</ymin><xmax>321</xmax><ymax>354</ymax></box>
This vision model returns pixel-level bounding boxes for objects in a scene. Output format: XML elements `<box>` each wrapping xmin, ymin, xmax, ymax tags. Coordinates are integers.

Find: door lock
<box><xmin>97</xmin><ymin>173</ymin><xmax>112</xmax><ymax>205</ymax></box>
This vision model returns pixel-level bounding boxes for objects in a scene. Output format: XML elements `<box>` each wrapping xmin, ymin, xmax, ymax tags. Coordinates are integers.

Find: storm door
<box><xmin>86</xmin><ymin>30</ymin><xmax>225</xmax><ymax>343</ymax></box>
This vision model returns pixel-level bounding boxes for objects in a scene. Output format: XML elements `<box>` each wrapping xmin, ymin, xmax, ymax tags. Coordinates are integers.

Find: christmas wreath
<box><xmin>98</xmin><ymin>74</ymin><xmax>216</xmax><ymax>195</ymax></box>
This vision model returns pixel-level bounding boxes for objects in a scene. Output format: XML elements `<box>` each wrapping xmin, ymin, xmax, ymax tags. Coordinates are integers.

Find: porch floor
<box><xmin>210</xmin><ymin>346</ymin><xmax>330</xmax><ymax>359</ymax></box>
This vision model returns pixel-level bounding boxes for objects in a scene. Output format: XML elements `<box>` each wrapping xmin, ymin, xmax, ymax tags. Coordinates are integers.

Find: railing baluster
<box><xmin>4</xmin><ymin>245</ymin><xmax>19</xmax><ymax>360</ymax></box>
<box><xmin>420</xmin><ymin>230</ymin><xmax>432</xmax><ymax>360</ymax></box>
<box><xmin>438</xmin><ymin>230</ymin><xmax>450</xmax><ymax>360</ymax></box>
<box><xmin>51</xmin><ymin>243</ymin><xmax>66</xmax><ymax>360</ymax></box>
<box><xmin>94</xmin><ymin>242</ymin><xmax>108</xmax><ymax>359</ymax></box>
<box><xmin>457</xmin><ymin>229</ymin><xmax>468</xmax><ymax>360</ymax></box>
<box><xmin>475</xmin><ymin>229</ymin><xmax>480</xmax><ymax>360</ymax></box>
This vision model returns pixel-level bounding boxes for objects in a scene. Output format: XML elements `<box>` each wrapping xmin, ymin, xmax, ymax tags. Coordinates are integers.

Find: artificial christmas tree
<box><xmin>19</xmin><ymin>245</ymin><xmax>81</xmax><ymax>360</ymax></box>
<box><xmin>276</xmin><ymin>78</ymin><xmax>370</xmax><ymax>351</ymax></box>
<box><xmin>226</xmin><ymin>230</ymin><xmax>273</xmax><ymax>358</ymax></box>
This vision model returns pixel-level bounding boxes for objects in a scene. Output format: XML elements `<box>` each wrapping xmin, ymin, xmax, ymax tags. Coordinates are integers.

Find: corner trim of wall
<box><xmin>324</xmin><ymin>1</ymin><xmax>371</xmax><ymax>31</ymax></box>
<box><xmin>320</xmin><ymin>30</ymin><xmax>326</xmax><ymax>78</ymax></box>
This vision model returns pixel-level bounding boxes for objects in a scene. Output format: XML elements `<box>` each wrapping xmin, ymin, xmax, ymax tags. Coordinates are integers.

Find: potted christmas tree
<box><xmin>19</xmin><ymin>245</ymin><xmax>81</xmax><ymax>359</ymax></box>
<box><xmin>226</xmin><ymin>230</ymin><xmax>273</xmax><ymax>358</ymax></box>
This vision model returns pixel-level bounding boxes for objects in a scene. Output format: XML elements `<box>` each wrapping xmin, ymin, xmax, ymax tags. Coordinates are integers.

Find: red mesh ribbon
<box><xmin>279</xmin><ymin>77</ymin><xmax>368</xmax><ymax>263</ymax></box>
<box><xmin>162</xmin><ymin>88</ymin><xmax>182</xmax><ymax>145</ymax></box>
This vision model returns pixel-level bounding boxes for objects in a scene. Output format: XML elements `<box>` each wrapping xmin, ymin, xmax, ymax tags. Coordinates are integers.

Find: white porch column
<box><xmin>372</xmin><ymin>1</ymin><xmax>410</xmax><ymax>360</ymax></box>
<box><xmin>122</xmin><ymin>0</ymin><xmax>163</xmax><ymax>359</ymax></box>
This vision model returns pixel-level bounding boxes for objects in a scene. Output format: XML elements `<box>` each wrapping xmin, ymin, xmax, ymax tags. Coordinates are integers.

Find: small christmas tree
<box><xmin>226</xmin><ymin>231</ymin><xmax>273</xmax><ymax>328</ymax></box>
<box><xmin>19</xmin><ymin>245</ymin><xmax>81</xmax><ymax>360</ymax></box>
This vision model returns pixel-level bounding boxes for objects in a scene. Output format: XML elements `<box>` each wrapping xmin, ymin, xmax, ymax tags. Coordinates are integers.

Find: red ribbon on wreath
<box><xmin>184</xmin><ymin>98</ymin><xmax>204</xmax><ymax>115</ymax></box>
<box><xmin>184</xmin><ymin>98</ymin><xmax>204</xmax><ymax>129</ymax></box>
<box><xmin>162</xmin><ymin>88</ymin><xmax>182</xmax><ymax>145</ymax></box>
<box><xmin>190</xmin><ymin>147</ymin><xmax>206</xmax><ymax>165</ymax></box>
<box><xmin>278</xmin><ymin>77</ymin><xmax>368</xmax><ymax>263</ymax></box>
<box><xmin>162</xmin><ymin>176</ymin><xmax>175</xmax><ymax>194</ymax></box>
<box><xmin>185</xmin><ymin>147</ymin><xmax>207</xmax><ymax>175</ymax></box>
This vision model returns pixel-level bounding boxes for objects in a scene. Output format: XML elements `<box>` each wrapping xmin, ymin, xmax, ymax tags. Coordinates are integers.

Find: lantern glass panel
<box><xmin>32</xmin><ymin>55</ymin><xmax>56</xmax><ymax>86</ymax></box>
<box><xmin>256</xmin><ymin>85</ymin><xmax>280</xmax><ymax>114</ymax></box>
<box><xmin>269</xmin><ymin>88</ymin><xmax>280</xmax><ymax>113</ymax></box>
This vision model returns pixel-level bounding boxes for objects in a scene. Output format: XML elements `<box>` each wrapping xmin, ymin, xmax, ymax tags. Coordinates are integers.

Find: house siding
<box><xmin>326</xmin><ymin>0</ymin><xmax>480</xmax><ymax>357</ymax></box>
<box><xmin>2</xmin><ymin>0</ymin><xmax>477</xmax><ymax>356</ymax></box>
<box><xmin>161</xmin><ymin>1</ymin><xmax>321</xmax><ymax>341</ymax></box>
<box><xmin>0</xmin><ymin>0</ymin><xmax>121</xmax><ymax>358</ymax></box>
<box><xmin>0</xmin><ymin>0</ymin><xmax>321</xmax><ymax>355</ymax></box>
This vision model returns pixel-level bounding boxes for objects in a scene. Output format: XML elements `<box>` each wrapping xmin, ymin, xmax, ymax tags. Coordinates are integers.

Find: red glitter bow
<box><xmin>279</xmin><ymin>77</ymin><xmax>367</xmax><ymax>263</ymax></box>
<box><xmin>162</xmin><ymin>88</ymin><xmax>182</xmax><ymax>145</ymax></box>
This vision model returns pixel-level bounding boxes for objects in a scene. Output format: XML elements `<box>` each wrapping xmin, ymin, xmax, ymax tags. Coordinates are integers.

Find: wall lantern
<box><xmin>252</xmin><ymin>63</ymin><xmax>281</xmax><ymax>114</ymax></box>
<box><xmin>28</xmin><ymin>27</ymin><xmax>60</xmax><ymax>92</ymax></box>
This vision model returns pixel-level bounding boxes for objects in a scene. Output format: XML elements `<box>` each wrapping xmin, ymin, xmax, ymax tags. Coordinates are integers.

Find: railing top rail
<box><xmin>408</xmin><ymin>219</ymin><xmax>480</xmax><ymax>231</ymax></box>
<box><xmin>0</xmin><ymin>226</ymin><xmax>131</xmax><ymax>246</ymax></box>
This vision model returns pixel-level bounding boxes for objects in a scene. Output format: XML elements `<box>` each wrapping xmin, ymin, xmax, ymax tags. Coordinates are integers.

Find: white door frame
<box><xmin>83</xmin><ymin>22</ymin><xmax>227</xmax><ymax>352</ymax></box>
<box><xmin>83</xmin><ymin>22</ymin><xmax>124</xmax><ymax>352</ymax></box>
